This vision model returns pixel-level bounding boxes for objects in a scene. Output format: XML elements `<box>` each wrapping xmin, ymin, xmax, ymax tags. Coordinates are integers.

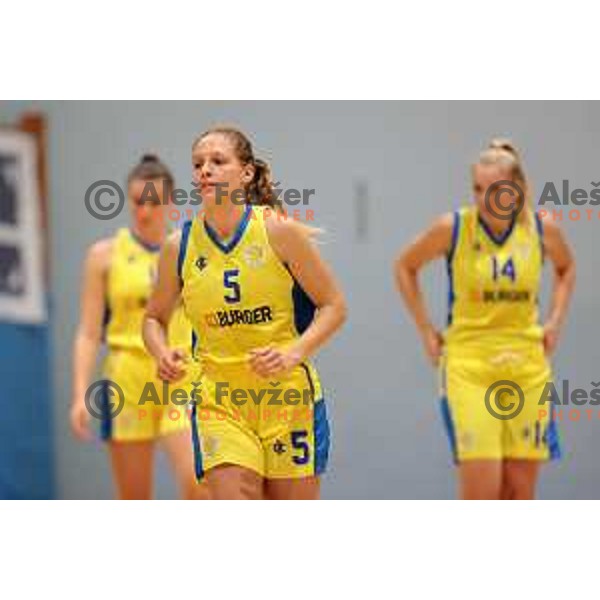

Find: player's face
<box><xmin>128</xmin><ymin>178</ymin><xmax>166</xmax><ymax>229</ymax></box>
<box><xmin>472</xmin><ymin>163</ymin><xmax>517</xmax><ymax>219</ymax></box>
<box><xmin>192</xmin><ymin>134</ymin><xmax>254</xmax><ymax>207</ymax></box>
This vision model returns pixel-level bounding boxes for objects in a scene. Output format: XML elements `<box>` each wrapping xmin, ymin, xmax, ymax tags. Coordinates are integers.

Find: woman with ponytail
<box><xmin>70</xmin><ymin>155</ymin><xmax>209</xmax><ymax>500</ymax></box>
<box><xmin>143</xmin><ymin>127</ymin><xmax>347</xmax><ymax>499</ymax></box>
<box><xmin>394</xmin><ymin>139</ymin><xmax>576</xmax><ymax>499</ymax></box>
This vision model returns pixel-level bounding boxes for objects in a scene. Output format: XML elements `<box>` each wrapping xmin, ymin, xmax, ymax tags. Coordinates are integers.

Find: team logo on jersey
<box><xmin>195</xmin><ymin>256</ymin><xmax>208</xmax><ymax>272</ymax></box>
<box><xmin>127</xmin><ymin>254</ymin><xmax>137</xmax><ymax>264</ymax></box>
<box><xmin>204</xmin><ymin>305</ymin><xmax>274</xmax><ymax>328</ymax></box>
<box><xmin>273</xmin><ymin>439</ymin><xmax>287</xmax><ymax>454</ymax></box>
<box><xmin>481</xmin><ymin>289</ymin><xmax>531</xmax><ymax>303</ymax></box>
<box><xmin>472</xmin><ymin>242</ymin><xmax>482</xmax><ymax>252</ymax></box>
<box><xmin>244</xmin><ymin>244</ymin><xmax>266</xmax><ymax>268</ymax></box>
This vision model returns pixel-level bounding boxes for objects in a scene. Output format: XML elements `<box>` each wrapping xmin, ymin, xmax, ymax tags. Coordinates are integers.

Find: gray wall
<box><xmin>2</xmin><ymin>101</ymin><xmax>598</xmax><ymax>498</ymax></box>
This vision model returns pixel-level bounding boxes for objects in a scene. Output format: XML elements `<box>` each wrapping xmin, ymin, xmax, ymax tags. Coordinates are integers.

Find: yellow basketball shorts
<box><xmin>189</xmin><ymin>362</ymin><xmax>330</xmax><ymax>480</ymax></box>
<box><xmin>99</xmin><ymin>349</ymin><xmax>192</xmax><ymax>442</ymax></box>
<box><xmin>439</xmin><ymin>344</ymin><xmax>561</xmax><ymax>462</ymax></box>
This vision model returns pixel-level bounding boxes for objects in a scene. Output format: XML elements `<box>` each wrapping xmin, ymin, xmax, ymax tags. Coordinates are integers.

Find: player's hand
<box><xmin>157</xmin><ymin>348</ymin><xmax>188</xmax><ymax>382</ymax></box>
<box><xmin>419</xmin><ymin>324</ymin><xmax>444</xmax><ymax>367</ymax></box>
<box><xmin>543</xmin><ymin>321</ymin><xmax>561</xmax><ymax>357</ymax></box>
<box><xmin>70</xmin><ymin>400</ymin><xmax>93</xmax><ymax>442</ymax></box>
<box><xmin>249</xmin><ymin>346</ymin><xmax>303</xmax><ymax>378</ymax></box>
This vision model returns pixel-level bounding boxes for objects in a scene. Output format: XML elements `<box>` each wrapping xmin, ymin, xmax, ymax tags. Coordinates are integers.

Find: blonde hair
<box><xmin>475</xmin><ymin>138</ymin><xmax>530</xmax><ymax>223</ymax></box>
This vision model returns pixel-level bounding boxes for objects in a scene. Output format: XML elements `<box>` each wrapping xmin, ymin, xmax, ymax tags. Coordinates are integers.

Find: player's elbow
<box><xmin>332</xmin><ymin>291</ymin><xmax>348</xmax><ymax>329</ymax></box>
<box><xmin>564</xmin><ymin>260</ymin><xmax>576</xmax><ymax>290</ymax></box>
<box><xmin>555</xmin><ymin>256</ymin><xmax>576</xmax><ymax>287</ymax></box>
<box><xmin>394</xmin><ymin>252</ymin><xmax>417</xmax><ymax>292</ymax></box>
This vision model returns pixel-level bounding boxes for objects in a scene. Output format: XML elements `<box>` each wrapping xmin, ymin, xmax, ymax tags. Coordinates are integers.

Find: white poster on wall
<box><xmin>0</xmin><ymin>130</ymin><xmax>45</xmax><ymax>323</ymax></box>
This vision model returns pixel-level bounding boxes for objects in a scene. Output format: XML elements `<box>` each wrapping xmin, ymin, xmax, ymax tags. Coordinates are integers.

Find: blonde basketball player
<box><xmin>143</xmin><ymin>127</ymin><xmax>347</xmax><ymax>499</ymax></box>
<box><xmin>395</xmin><ymin>139</ymin><xmax>575</xmax><ymax>500</ymax></box>
<box><xmin>70</xmin><ymin>155</ymin><xmax>209</xmax><ymax>500</ymax></box>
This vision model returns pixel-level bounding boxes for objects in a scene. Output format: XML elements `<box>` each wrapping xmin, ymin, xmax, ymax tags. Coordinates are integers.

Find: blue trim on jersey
<box><xmin>100</xmin><ymin>380</ymin><xmax>112</xmax><ymax>441</ymax></box>
<box><xmin>300</xmin><ymin>362</ymin><xmax>329</xmax><ymax>475</ymax></box>
<box><xmin>101</xmin><ymin>299</ymin><xmax>111</xmax><ymax>343</ymax></box>
<box><xmin>446</xmin><ymin>211</ymin><xmax>460</xmax><ymax>326</ymax></box>
<box><xmin>191</xmin><ymin>330</ymin><xmax>198</xmax><ymax>358</ymax></box>
<box><xmin>313</xmin><ymin>399</ymin><xmax>330</xmax><ymax>475</ymax></box>
<box><xmin>129</xmin><ymin>228</ymin><xmax>161</xmax><ymax>253</ymax></box>
<box><xmin>535</xmin><ymin>212</ymin><xmax>545</xmax><ymax>262</ymax></box>
<box><xmin>292</xmin><ymin>279</ymin><xmax>317</xmax><ymax>335</ymax></box>
<box><xmin>447</xmin><ymin>210</ymin><xmax>460</xmax><ymax>264</ymax></box>
<box><xmin>547</xmin><ymin>402</ymin><xmax>562</xmax><ymax>460</ymax></box>
<box><xmin>477</xmin><ymin>212</ymin><xmax>517</xmax><ymax>246</ymax></box>
<box><xmin>203</xmin><ymin>203</ymin><xmax>252</xmax><ymax>254</ymax></box>
<box><xmin>440</xmin><ymin>395</ymin><xmax>458</xmax><ymax>465</ymax></box>
<box><xmin>177</xmin><ymin>220</ymin><xmax>193</xmax><ymax>283</ymax></box>
<box><xmin>190</xmin><ymin>401</ymin><xmax>204</xmax><ymax>480</ymax></box>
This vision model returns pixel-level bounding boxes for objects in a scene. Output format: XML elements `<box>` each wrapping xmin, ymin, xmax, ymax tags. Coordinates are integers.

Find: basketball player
<box><xmin>70</xmin><ymin>155</ymin><xmax>209</xmax><ymax>500</ymax></box>
<box><xmin>143</xmin><ymin>127</ymin><xmax>347</xmax><ymax>499</ymax></box>
<box><xmin>394</xmin><ymin>139</ymin><xmax>576</xmax><ymax>500</ymax></box>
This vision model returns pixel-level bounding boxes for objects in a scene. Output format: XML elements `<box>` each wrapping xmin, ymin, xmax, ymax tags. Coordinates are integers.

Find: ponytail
<box><xmin>247</xmin><ymin>157</ymin><xmax>281</xmax><ymax>209</ymax></box>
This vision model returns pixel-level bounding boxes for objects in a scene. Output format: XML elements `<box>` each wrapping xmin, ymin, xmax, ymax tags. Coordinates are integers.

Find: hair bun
<box><xmin>141</xmin><ymin>153</ymin><xmax>159</xmax><ymax>164</ymax></box>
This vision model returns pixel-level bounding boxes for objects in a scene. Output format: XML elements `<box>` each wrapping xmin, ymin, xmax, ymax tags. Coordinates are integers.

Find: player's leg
<box><xmin>108</xmin><ymin>440</ymin><xmax>155</xmax><ymax>499</ymax></box>
<box><xmin>443</xmin><ymin>352</ymin><xmax>504</xmax><ymax>499</ymax></box>
<box><xmin>102</xmin><ymin>353</ymin><xmax>159</xmax><ymax>499</ymax></box>
<box><xmin>501</xmin><ymin>347</ymin><xmax>557</xmax><ymax>500</ymax></box>
<box><xmin>265</xmin><ymin>476</ymin><xmax>320</xmax><ymax>500</ymax></box>
<box><xmin>192</xmin><ymin>376</ymin><xmax>267</xmax><ymax>499</ymax></box>
<box><xmin>160</xmin><ymin>428</ymin><xmax>211</xmax><ymax>500</ymax></box>
<box><xmin>441</xmin><ymin>393</ymin><xmax>503</xmax><ymax>499</ymax></box>
<box><xmin>458</xmin><ymin>460</ymin><xmax>503</xmax><ymax>500</ymax></box>
<box><xmin>205</xmin><ymin>464</ymin><xmax>264</xmax><ymax>499</ymax></box>
<box><xmin>501</xmin><ymin>460</ymin><xmax>540</xmax><ymax>500</ymax></box>
<box><xmin>261</xmin><ymin>367</ymin><xmax>329</xmax><ymax>500</ymax></box>
<box><xmin>103</xmin><ymin>373</ymin><xmax>156</xmax><ymax>499</ymax></box>
<box><xmin>158</xmin><ymin>386</ymin><xmax>210</xmax><ymax>500</ymax></box>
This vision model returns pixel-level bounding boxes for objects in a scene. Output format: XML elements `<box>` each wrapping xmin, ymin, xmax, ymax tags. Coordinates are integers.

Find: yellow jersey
<box><xmin>445</xmin><ymin>206</ymin><xmax>544</xmax><ymax>349</ymax></box>
<box><xmin>178</xmin><ymin>205</ymin><xmax>316</xmax><ymax>373</ymax></box>
<box><xmin>104</xmin><ymin>228</ymin><xmax>192</xmax><ymax>353</ymax></box>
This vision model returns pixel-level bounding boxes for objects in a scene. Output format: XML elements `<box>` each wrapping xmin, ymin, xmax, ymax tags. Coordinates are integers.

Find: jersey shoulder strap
<box><xmin>178</xmin><ymin>220</ymin><xmax>193</xmax><ymax>282</ymax></box>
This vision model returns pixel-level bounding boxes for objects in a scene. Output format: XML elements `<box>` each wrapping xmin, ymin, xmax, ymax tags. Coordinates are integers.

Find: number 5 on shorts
<box><xmin>291</xmin><ymin>430</ymin><xmax>310</xmax><ymax>465</ymax></box>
